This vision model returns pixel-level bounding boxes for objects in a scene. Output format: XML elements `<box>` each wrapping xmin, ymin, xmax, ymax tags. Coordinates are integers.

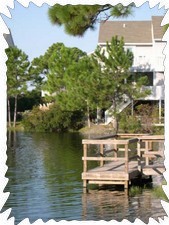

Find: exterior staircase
<box><xmin>105</xmin><ymin>96</ymin><xmax>131</xmax><ymax>125</ymax></box>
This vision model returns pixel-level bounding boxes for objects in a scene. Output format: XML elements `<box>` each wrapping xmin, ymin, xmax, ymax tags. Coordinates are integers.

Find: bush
<box><xmin>152</xmin><ymin>126</ymin><xmax>164</xmax><ymax>135</ymax></box>
<box><xmin>119</xmin><ymin>103</ymin><xmax>164</xmax><ymax>134</ymax></box>
<box><xmin>119</xmin><ymin>109</ymin><xmax>142</xmax><ymax>133</ymax></box>
<box><xmin>22</xmin><ymin>104</ymin><xmax>85</xmax><ymax>132</ymax></box>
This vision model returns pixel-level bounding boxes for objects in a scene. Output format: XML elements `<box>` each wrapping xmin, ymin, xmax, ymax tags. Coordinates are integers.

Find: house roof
<box><xmin>98</xmin><ymin>16</ymin><xmax>164</xmax><ymax>44</ymax></box>
<box><xmin>152</xmin><ymin>16</ymin><xmax>164</xmax><ymax>40</ymax></box>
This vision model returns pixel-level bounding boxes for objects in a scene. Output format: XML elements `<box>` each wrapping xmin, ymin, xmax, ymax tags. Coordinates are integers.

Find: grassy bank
<box><xmin>7</xmin><ymin>122</ymin><xmax>24</xmax><ymax>131</ymax></box>
<box><xmin>79</xmin><ymin>123</ymin><xmax>115</xmax><ymax>137</ymax></box>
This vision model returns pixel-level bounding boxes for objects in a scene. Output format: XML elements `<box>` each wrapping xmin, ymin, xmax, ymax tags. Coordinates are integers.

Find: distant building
<box><xmin>4</xmin><ymin>28</ymin><xmax>14</xmax><ymax>47</ymax></box>
<box><xmin>98</xmin><ymin>16</ymin><xmax>165</xmax><ymax>124</ymax></box>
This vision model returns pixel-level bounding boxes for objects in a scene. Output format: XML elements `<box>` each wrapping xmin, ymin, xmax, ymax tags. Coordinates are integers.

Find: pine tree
<box><xmin>58</xmin><ymin>56</ymin><xmax>101</xmax><ymax>127</ymax></box>
<box><xmin>43</xmin><ymin>43</ymin><xmax>86</xmax><ymax>99</ymax></box>
<box><xmin>92</xmin><ymin>36</ymin><xmax>150</xmax><ymax>132</ymax></box>
<box><xmin>6</xmin><ymin>46</ymin><xmax>30</xmax><ymax>128</ymax></box>
<box><xmin>29</xmin><ymin>56</ymin><xmax>45</xmax><ymax>91</ymax></box>
<box><xmin>48</xmin><ymin>4</ymin><xmax>134</xmax><ymax>36</ymax></box>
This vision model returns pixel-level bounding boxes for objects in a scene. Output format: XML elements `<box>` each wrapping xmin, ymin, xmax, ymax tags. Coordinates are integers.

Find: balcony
<box><xmin>131</xmin><ymin>56</ymin><xmax>165</xmax><ymax>72</ymax></box>
<box><xmin>141</xmin><ymin>85</ymin><xmax>164</xmax><ymax>100</ymax></box>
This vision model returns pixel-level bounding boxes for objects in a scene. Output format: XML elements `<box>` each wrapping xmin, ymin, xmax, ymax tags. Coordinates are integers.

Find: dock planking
<box><xmin>82</xmin><ymin>134</ymin><xmax>165</xmax><ymax>190</ymax></box>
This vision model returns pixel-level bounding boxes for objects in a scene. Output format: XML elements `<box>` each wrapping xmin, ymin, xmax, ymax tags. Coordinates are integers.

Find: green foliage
<box><xmin>18</xmin><ymin>90</ymin><xmax>42</xmax><ymax>111</ymax></box>
<box><xmin>152</xmin><ymin>126</ymin><xmax>164</xmax><ymax>135</ymax></box>
<box><xmin>43</xmin><ymin>43</ymin><xmax>86</xmax><ymax>99</ymax></box>
<box><xmin>48</xmin><ymin>4</ymin><xmax>134</xmax><ymax>36</ymax></box>
<box><xmin>6</xmin><ymin>46</ymin><xmax>30</xmax><ymax>127</ymax></box>
<box><xmin>93</xmin><ymin>36</ymin><xmax>135</xmax><ymax>132</ymax></box>
<box><xmin>152</xmin><ymin>185</ymin><xmax>168</xmax><ymax>202</ymax></box>
<box><xmin>164</xmin><ymin>23</ymin><xmax>169</xmax><ymax>33</ymax></box>
<box><xmin>5</xmin><ymin>46</ymin><xmax>30</xmax><ymax>97</ymax></box>
<box><xmin>93</xmin><ymin>36</ymin><xmax>134</xmax><ymax>111</ymax></box>
<box><xmin>8</xmin><ymin>90</ymin><xmax>42</xmax><ymax>121</ymax></box>
<box><xmin>29</xmin><ymin>56</ymin><xmax>45</xmax><ymax>91</ymax></box>
<box><xmin>119</xmin><ymin>103</ymin><xmax>164</xmax><ymax>134</ymax></box>
<box><xmin>129</xmin><ymin>186</ymin><xmax>142</xmax><ymax>197</ymax></box>
<box><xmin>41</xmin><ymin>37</ymin><xmax>150</xmax><ymax>131</ymax></box>
<box><xmin>22</xmin><ymin>104</ymin><xmax>85</xmax><ymax>132</ymax></box>
<box><xmin>110</xmin><ymin>3</ymin><xmax>134</xmax><ymax>18</ymax></box>
<box><xmin>56</xmin><ymin>55</ymin><xmax>105</xmax><ymax>111</ymax></box>
<box><xmin>135</xmin><ymin>104</ymin><xmax>159</xmax><ymax>133</ymax></box>
<box><xmin>119</xmin><ymin>109</ymin><xmax>142</xmax><ymax>133</ymax></box>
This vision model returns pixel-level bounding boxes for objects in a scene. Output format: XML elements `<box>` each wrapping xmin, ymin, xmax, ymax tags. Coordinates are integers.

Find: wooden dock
<box><xmin>82</xmin><ymin>134</ymin><xmax>165</xmax><ymax>190</ymax></box>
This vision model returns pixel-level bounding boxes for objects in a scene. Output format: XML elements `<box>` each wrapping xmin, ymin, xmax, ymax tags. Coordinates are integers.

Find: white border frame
<box><xmin>0</xmin><ymin>1</ymin><xmax>169</xmax><ymax>225</ymax></box>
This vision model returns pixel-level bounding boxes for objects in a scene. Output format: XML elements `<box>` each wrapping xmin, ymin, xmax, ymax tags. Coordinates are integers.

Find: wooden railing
<box><xmin>117</xmin><ymin>134</ymin><xmax>164</xmax><ymax>169</ymax></box>
<box><xmin>136</xmin><ymin>135</ymin><xmax>164</xmax><ymax>167</ymax></box>
<box><xmin>82</xmin><ymin>136</ymin><xmax>138</xmax><ymax>188</ymax></box>
<box><xmin>82</xmin><ymin>134</ymin><xmax>164</xmax><ymax>189</ymax></box>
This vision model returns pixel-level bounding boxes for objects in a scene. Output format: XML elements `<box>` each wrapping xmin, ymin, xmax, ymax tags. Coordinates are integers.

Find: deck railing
<box><xmin>82</xmin><ymin>135</ymin><xmax>138</xmax><ymax>188</ymax></box>
<box><xmin>82</xmin><ymin>134</ymin><xmax>164</xmax><ymax>189</ymax></box>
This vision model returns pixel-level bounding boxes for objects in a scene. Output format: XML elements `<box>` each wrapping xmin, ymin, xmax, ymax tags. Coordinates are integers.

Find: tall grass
<box><xmin>129</xmin><ymin>186</ymin><xmax>142</xmax><ymax>197</ymax></box>
<box><xmin>152</xmin><ymin>185</ymin><xmax>169</xmax><ymax>202</ymax></box>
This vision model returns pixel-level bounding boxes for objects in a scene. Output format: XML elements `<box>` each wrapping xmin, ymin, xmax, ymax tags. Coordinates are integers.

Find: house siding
<box><xmin>98</xmin><ymin>16</ymin><xmax>165</xmax><ymax>101</ymax></box>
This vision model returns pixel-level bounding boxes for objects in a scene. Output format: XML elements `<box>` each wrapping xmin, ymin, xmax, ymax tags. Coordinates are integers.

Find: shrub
<box><xmin>152</xmin><ymin>126</ymin><xmax>164</xmax><ymax>135</ymax></box>
<box><xmin>119</xmin><ymin>109</ymin><xmax>142</xmax><ymax>133</ymax></box>
<box><xmin>22</xmin><ymin>104</ymin><xmax>85</xmax><ymax>132</ymax></box>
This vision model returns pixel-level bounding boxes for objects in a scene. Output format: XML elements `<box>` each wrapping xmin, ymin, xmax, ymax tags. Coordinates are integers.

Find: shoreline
<box><xmin>78</xmin><ymin>123</ymin><xmax>116</xmax><ymax>138</ymax></box>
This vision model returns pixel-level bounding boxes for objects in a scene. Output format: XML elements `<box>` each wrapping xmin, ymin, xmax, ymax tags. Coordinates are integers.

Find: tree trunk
<box><xmin>112</xmin><ymin>117</ymin><xmax>119</xmax><ymax>134</ymax></box>
<box><xmin>13</xmin><ymin>95</ymin><xmax>18</xmax><ymax>128</ymax></box>
<box><xmin>86</xmin><ymin>99</ymin><xmax>91</xmax><ymax>128</ymax></box>
<box><xmin>112</xmin><ymin>98</ymin><xmax>119</xmax><ymax>134</ymax></box>
<box><xmin>7</xmin><ymin>98</ymin><xmax>11</xmax><ymax>128</ymax></box>
<box><xmin>96</xmin><ymin>106</ymin><xmax>101</xmax><ymax>125</ymax></box>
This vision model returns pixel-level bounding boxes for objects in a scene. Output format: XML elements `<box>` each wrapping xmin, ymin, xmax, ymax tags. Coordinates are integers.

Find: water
<box><xmin>2</xmin><ymin>132</ymin><xmax>167</xmax><ymax>224</ymax></box>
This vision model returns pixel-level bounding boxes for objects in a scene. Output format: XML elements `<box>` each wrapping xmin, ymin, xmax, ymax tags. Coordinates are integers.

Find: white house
<box><xmin>98</xmin><ymin>16</ymin><xmax>165</xmax><ymax>124</ymax></box>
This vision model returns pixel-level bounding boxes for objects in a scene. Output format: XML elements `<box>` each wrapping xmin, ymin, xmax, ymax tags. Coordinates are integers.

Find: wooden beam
<box><xmin>82</xmin><ymin>138</ymin><xmax>138</xmax><ymax>145</ymax></box>
<box><xmin>88</xmin><ymin>180</ymin><xmax>126</xmax><ymax>185</ymax></box>
<box><xmin>138</xmin><ymin>135</ymin><xmax>164</xmax><ymax>140</ymax></box>
<box><xmin>82</xmin><ymin>157</ymin><xmax>126</xmax><ymax>161</ymax></box>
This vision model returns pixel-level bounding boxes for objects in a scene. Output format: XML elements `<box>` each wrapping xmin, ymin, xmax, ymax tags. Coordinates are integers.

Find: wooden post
<box><xmin>137</xmin><ymin>140</ymin><xmax>142</xmax><ymax>172</ymax></box>
<box><xmin>100</xmin><ymin>144</ymin><xmax>104</xmax><ymax>167</ymax></box>
<box><xmin>114</xmin><ymin>144</ymin><xmax>117</xmax><ymax>159</ymax></box>
<box><xmin>148</xmin><ymin>141</ymin><xmax>152</xmax><ymax>150</ymax></box>
<box><xmin>124</xmin><ymin>180</ymin><xmax>128</xmax><ymax>189</ymax></box>
<box><xmin>83</xmin><ymin>144</ymin><xmax>87</xmax><ymax>188</ymax></box>
<box><xmin>124</xmin><ymin>144</ymin><xmax>129</xmax><ymax>174</ymax></box>
<box><xmin>145</xmin><ymin>141</ymin><xmax>149</xmax><ymax>166</ymax></box>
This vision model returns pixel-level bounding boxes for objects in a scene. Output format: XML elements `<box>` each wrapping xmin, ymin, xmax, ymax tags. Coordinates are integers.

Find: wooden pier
<box><xmin>82</xmin><ymin>134</ymin><xmax>165</xmax><ymax>190</ymax></box>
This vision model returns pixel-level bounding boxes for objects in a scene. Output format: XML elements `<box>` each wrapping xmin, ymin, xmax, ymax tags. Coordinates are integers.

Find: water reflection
<box><xmin>3</xmin><ymin>132</ymin><xmax>166</xmax><ymax>224</ymax></box>
<box><xmin>82</xmin><ymin>189</ymin><xmax>166</xmax><ymax>223</ymax></box>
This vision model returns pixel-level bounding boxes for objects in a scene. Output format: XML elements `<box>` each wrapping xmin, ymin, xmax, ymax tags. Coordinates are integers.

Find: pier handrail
<box><xmin>82</xmin><ymin>138</ymin><xmax>138</xmax><ymax>145</ymax></box>
<box><xmin>82</xmin><ymin>134</ymin><xmax>165</xmax><ymax>190</ymax></box>
<box><xmin>82</xmin><ymin>137</ymin><xmax>138</xmax><ymax>175</ymax></box>
<box><xmin>82</xmin><ymin>134</ymin><xmax>164</xmax><ymax>173</ymax></box>
<box><xmin>137</xmin><ymin>135</ymin><xmax>164</xmax><ymax>167</ymax></box>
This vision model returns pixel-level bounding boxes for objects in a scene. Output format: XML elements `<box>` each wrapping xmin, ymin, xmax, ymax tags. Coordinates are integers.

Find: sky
<box><xmin>2</xmin><ymin>2</ymin><xmax>167</xmax><ymax>61</ymax></box>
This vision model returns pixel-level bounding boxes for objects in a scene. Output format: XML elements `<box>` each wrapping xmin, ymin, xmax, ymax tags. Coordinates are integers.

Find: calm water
<box><xmin>2</xmin><ymin>132</ymin><xmax>166</xmax><ymax>224</ymax></box>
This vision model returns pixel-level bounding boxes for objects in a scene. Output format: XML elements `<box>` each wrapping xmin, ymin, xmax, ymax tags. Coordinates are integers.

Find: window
<box><xmin>129</xmin><ymin>72</ymin><xmax>153</xmax><ymax>86</ymax></box>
